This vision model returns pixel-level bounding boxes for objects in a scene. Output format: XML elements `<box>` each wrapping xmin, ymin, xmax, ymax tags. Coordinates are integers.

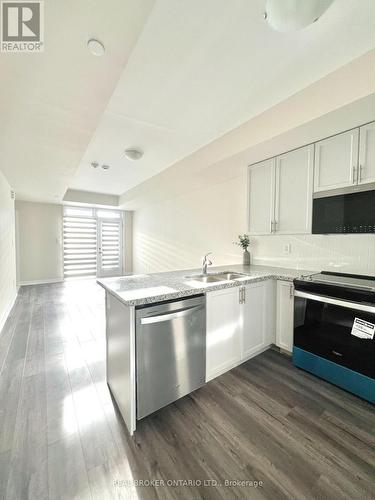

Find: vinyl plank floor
<box><xmin>0</xmin><ymin>281</ymin><xmax>374</xmax><ymax>500</ymax></box>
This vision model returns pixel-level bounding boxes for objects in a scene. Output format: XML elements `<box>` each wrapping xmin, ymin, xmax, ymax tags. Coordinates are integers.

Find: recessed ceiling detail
<box><xmin>1</xmin><ymin>0</ymin><xmax>374</xmax><ymax>203</ymax></box>
<box><xmin>0</xmin><ymin>0</ymin><xmax>155</xmax><ymax>203</ymax></box>
<box><xmin>70</xmin><ymin>0</ymin><xmax>375</xmax><ymax>198</ymax></box>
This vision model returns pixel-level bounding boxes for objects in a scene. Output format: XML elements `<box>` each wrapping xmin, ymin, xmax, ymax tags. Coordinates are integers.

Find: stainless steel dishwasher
<box><xmin>136</xmin><ymin>294</ymin><xmax>206</xmax><ymax>419</ymax></box>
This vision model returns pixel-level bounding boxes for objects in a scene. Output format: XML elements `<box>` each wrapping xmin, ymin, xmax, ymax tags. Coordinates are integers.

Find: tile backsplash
<box><xmin>251</xmin><ymin>234</ymin><xmax>375</xmax><ymax>276</ymax></box>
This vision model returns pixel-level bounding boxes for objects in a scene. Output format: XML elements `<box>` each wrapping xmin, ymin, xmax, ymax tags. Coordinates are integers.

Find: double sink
<box><xmin>185</xmin><ymin>271</ymin><xmax>248</xmax><ymax>283</ymax></box>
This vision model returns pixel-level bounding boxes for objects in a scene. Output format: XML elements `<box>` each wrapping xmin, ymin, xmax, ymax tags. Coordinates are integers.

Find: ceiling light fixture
<box><xmin>87</xmin><ymin>38</ymin><xmax>105</xmax><ymax>56</ymax></box>
<box><xmin>124</xmin><ymin>148</ymin><xmax>144</xmax><ymax>161</ymax></box>
<box><xmin>91</xmin><ymin>161</ymin><xmax>99</xmax><ymax>168</ymax></box>
<box><xmin>101</xmin><ymin>164</ymin><xmax>110</xmax><ymax>170</ymax></box>
<box><xmin>264</xmin><ymin>0</ymin><xmax>335</xmax><ymax>32</ymax></box>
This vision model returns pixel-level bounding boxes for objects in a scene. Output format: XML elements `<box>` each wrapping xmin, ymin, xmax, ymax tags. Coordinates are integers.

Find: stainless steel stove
<box><xmin>293</xmin><ymin>271</ymin><xmax>375</xmax><ymax>403</ymax></box>
<box><xmin>297</xmin><ymin>271</ymin><xmax>375</xmax><ymax>293</ymax></box>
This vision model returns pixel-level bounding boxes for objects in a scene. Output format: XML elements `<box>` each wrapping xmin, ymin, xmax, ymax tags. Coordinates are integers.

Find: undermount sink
<box><xmin>185</xmin><ymin>271</ymin><xmax>248</xmax><ymax>282</ymax></box>
<box><xmin>185</xmin><ymin>274</ymin><xmax>223</xmax><ymax>283</ymax></box>
<box><xmin>217</xmin><ymin>272</ymin><xmax>248</xmax><ymax>280</ymax></box>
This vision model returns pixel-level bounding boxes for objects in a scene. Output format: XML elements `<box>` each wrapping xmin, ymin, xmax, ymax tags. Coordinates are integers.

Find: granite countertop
<box><xmin>97</xmin><ymin>264</ymin><xmax>314</xmax><ymax>307</ymax></box>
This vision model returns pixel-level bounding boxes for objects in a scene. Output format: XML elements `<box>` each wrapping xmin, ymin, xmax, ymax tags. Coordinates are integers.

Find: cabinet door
<box><xmin>248</xmin><ymin>159</ymin><xmax>275</xmax><ymax>235</ymax></box>
<box><xmin>206</xmin><ymin>287</ymin><xmax>242</xmax><ymax>382</ymax></box>
<box><xmin>359</xmin><ymin>122</ymin><xmax>375</xmax><ymax>185</ymax></box>
<box><xmin>276</xmin><ymin>281</ymin><xmax>294</xmax><ymax>353</ymax></box>
<box><xmin>314</xmin><ymin>129</ymin><xmax>359</xmax><ymax>192</ymax></box>
<box><xmin>274</xmin><ymin>145</ymin><xmax>314</xmax><ymax>234</ymax></box>
<box><xmin>241</xmin><ymin>282</ymin><xmax>266</xmax><ymax>359</ymax></box>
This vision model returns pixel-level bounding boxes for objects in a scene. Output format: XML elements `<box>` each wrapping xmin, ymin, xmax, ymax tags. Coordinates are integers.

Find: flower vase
<box><xmin>243</xmin><ymin>249</ymin><xmax>251</xmax><ymax>266</ymax></box>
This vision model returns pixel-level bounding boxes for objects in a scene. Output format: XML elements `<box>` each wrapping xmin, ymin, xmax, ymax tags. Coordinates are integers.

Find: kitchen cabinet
<box><xmin>206</xmin><ymin>287</ymin><xmax>242</xmax><ymax>381</ymax></box>
<box><xmin>276</xmin><ymin>280</ymin><xmax>294</xmax><ymax>353</ymax></box>
<box><xmin>248</xmin><ymin>158</ymin><xmax>275</xmax><ymax>235</ymax></box>
<box><xmin>359</xmin><ymin>121</ymin><xmax>375</xmax><ymax>185</ymax></box>
<box><xmin>314</xmin><ymin>129</ymin><xmax>359</xmax><ymax>192</ymax></box>
<box><xmin>206</xmin><ymin>281</ymin><xmax>275</xmax><ymax>382</ymax></box>
<box><xmin>241</xmin><ymin>280</ymin><xmax>275</xmax><ymax>359</ymax></box>
<box><xmin>248</xmin><ymin>145</ymin><xmax>313</xmax><ymax>235</ymax></box>
<box><xmin>275</xmin><ymin>146</ymin><xmax>314</xmax><ymax>234</ymax></box>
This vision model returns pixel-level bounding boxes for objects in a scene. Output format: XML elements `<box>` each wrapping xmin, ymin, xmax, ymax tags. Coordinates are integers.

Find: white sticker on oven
<box><xmin>351</xmin><ymin>318</ymin><xmax>375</xmax><ymax>340</ymax></box>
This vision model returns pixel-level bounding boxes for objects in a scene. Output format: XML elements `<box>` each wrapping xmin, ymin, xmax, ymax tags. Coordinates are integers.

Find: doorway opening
<box><xmin>63</xmin><ymin>206</ymin><xmax>123</xmax><ymax>280</ymax></box>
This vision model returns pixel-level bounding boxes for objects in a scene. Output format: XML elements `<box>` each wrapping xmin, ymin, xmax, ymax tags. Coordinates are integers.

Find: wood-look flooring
<box><xmin>0</xmin><ymin>281</ymin><xmax>374</xmax><ymax>500</ymax></box>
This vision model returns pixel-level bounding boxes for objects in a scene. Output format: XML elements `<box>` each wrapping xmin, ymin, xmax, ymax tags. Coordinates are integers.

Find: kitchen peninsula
<box><xmin>98</xmin><ymin>264</ymin><xmax>311</xmax><ymax>434</ymax></box>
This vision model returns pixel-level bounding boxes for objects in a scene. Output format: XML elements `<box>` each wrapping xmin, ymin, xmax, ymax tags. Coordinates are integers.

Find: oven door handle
<box><xmin>294</xmin><ymin>290</ymin><xmax>375</xmax><ymax>314</ymax></box>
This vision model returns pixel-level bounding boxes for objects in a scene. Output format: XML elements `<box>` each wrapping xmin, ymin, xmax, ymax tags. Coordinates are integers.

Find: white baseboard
<box><xmin>19</xmin><ymin>278</ymin><xmax>64</xmax><ymax>286</ymax></box>
<box><xmin>0</xmin><ymin>292</ymin><xmax>18</xmax><ymax>334</ymax></box>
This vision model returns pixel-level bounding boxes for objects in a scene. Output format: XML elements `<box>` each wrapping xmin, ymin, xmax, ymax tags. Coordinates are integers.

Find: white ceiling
<box><xmin>70</xmin><ymin>0</ymin><xmax>375</xmax><ymax>197</ymax></box>
<box><xmin>1</xmin><ymin>0</ymin><xmax>375</xmax><ymax>202</ymax></box>
<box><xmin>0</xmin><ymin>0</ymin><xmax>154</xmax><ymax>202</ymax></box>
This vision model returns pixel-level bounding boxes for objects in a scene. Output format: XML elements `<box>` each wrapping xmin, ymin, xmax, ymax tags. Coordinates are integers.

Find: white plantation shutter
<box><xmin>98</xmin><ymin>219</ymin><xmax>122</xmax><ymax>276</ymax></box>
<box><xmin>63</xmin><ymin>215</ymin><xmax>97</xmax><ymax>279</ymax></box>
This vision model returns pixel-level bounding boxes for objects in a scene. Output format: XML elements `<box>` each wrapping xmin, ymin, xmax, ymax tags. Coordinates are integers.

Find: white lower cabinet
<box><xmin>206</xmin><ymin>281</ymin><xmax>275</xmax><ymax>382</ymax></box>
<box><xmin>206</xmin><ymin>287</ymin><xmax>242</xmax><ymax>382</ymax></box>
<box><xmin>276</xmin><ymin>280</ymin><xmax>294</xmax><ymax>353</ymax></box>
<box><xmin>241</xmin><ymin>280</ymin><xmax>275</xmax><ymax>358</ymax></box>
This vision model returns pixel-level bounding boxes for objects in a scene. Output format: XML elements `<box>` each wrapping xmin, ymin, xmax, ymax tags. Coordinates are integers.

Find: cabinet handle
<box><xmin>239</xmin><ymin>288</ymin><xmax>242</xmax><ymax>304</ymax></box>
<box><xmin>243</xmin><ymin>287</ymin><xmax>246</xmax><ymax>304</ymax></box>
<box><xmin>289</xmin><ymin>284</ymin><xmax>294</xmax><ymax>299</ymax></box>
<box><xmin>358</xmin><ymin>164</ymin><xmax>363</xmax><ymax>183</ymax></box>
<box><xmin>274</xmin><ymin>220</ymin><xmax>277</xmax><ymax>232</ymax></box>
<box><xmin>270</xmin><ymin>220</ymin><xmax>273</xmax><ymax>233</ymax></box>
<box><xmin>353</xmin><ymin>165</ymin><xmax>357</xmax><ymax>184</ymax></box>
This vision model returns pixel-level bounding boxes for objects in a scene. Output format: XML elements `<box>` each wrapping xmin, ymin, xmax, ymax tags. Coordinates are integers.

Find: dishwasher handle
<box><xmin>140</xmin><ymin>304</ymin><xmax>203</xmax><ymax>325</ymax></box>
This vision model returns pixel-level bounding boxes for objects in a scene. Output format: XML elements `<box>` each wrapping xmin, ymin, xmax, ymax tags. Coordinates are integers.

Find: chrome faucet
<box><xmin>202</xmin><ymin>252</ymin><xmax>212</xmax><ymax>275</ymax></box>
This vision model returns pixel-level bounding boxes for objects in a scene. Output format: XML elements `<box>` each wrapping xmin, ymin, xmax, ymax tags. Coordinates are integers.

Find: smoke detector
<box><xmin>124</xmin><ymin>148</ymin><xmax>143</xmax><ymax>161</ymax></box>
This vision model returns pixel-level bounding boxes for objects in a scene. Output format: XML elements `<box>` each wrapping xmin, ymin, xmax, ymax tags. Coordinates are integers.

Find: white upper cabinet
<box><xmin>248</xmin><ymin>158</ymin><xmax>275</xmax><ymax>235</ymax></box>
<box><xmin>248</xmin><ymin>146</ymin><xmax>313</xmax><ymax>235</ymax></box>
<box><xmin>359</xmin><ymin>122</ymin><xmax>375</xmax><ymax>185</ymax></box>
<box><xmin>274</xmin><ymin>145</ymin><xmax>314</xmax><ymax>234</ymax></box>
<box><xmin>314</xmin><ymin>129</ymin><xmax>359</xmax><ymax>192</ymax></box>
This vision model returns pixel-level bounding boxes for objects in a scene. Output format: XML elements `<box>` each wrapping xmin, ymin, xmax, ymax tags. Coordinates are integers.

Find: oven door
<box><xmin>294</xmin><ymin>291</ymin><xmax>375</xmax><ymax>379</ymax></box>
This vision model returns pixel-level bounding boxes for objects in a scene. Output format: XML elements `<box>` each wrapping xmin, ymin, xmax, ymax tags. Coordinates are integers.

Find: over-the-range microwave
<box><xmin>312</xmin><ymin>189</ymin><xmax>375</xmax><ymax>234</ymax></box>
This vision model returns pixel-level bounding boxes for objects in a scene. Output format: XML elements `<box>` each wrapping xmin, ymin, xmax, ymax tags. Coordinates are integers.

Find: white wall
<box><xmin>15</xmin><ymin>201</ymin><xmax>133</xmax><ymax>284</ymax></box>
<box><xmin>131</xmin><ymin>54</ymin><xmax>375</xmax><ymax>276</ymax></box>
<box><xmin>133</xmin><ymin>174</ymin><xmax>246</xmax><ymax>273</ymax></box>
<box><xmin>0</xmin><ymin>170</ymin><xmax>17</xmax><ymax>332</ymax></box>
<box><xmin>16</xmin><ymin>201</ymin><xmax>64</xmax><ymax>285</ymax></box>
<box><xmin>251</xmin><ymin>234</ymin><xmax>375</xmax><ymax>275</ymax></box>
<box><xmin>132</xmin><ymin>168</ymin><xmax>375</xmax><ymax>276</ymax></box>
